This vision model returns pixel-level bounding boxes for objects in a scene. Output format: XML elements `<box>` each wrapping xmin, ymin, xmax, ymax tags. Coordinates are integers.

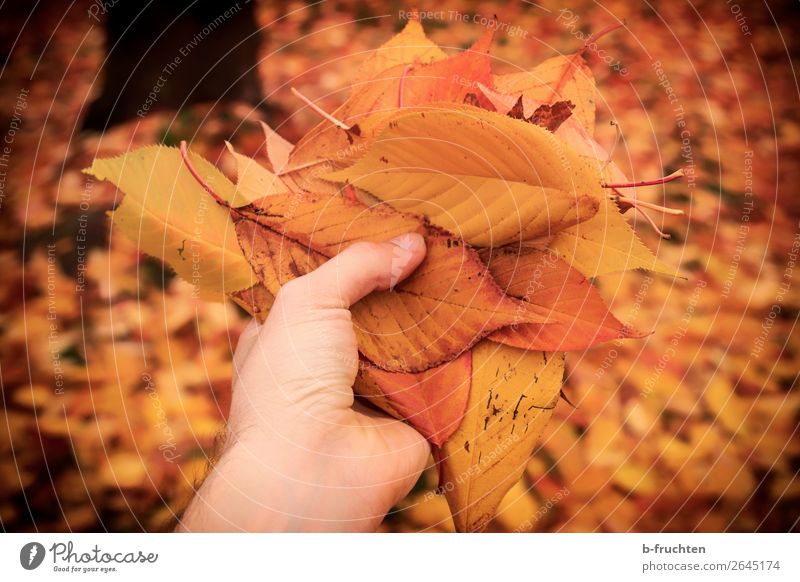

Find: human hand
<box><xmin>178</xmin><ymin>233</ymin><xmax>430</xmax><ymax>532</ymax></box>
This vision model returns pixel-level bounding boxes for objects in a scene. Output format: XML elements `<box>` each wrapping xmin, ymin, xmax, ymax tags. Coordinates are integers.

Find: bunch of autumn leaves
<box><xmin>86</xmin><ymin>21</ymin><xmax>679</xmax><ymax>531</ymax></box>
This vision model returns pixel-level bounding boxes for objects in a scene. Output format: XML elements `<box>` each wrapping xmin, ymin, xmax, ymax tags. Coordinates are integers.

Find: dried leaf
<box><xmin>482</xmin><ymin>88</ymin><xmax>575</xmax><ymax>133</ymax></box>
<box><xmin>283</xmin><ymin>30</ymin><xmax>494</xmax><ymax>185</ymax></box>
<box><xmin>439</xmin><ymin>341</ymin><xmax>564</xmax><ymax>532</ymax></box>
<box><xmin>356</xmin><ymin>352</ymin><xmax>472</xmax><ymax>446</ymax></box>
<box><xmin>529</xmin><ymin>101</ymin><xmax>576</xmax><ymax>132</ymax></box>
<box><xmin>233</xmin><ymin>193</ymin><xmax>551</xmax><ymax>372</ymax></box>
<box><xmin>224</xmin><ymin>141</ymin><xmax>289</xmax><ymax>204</ymax></box>
<box><xmin>229</xmin><ymin>283</ymin><xmax>274</xmax><ymax>322</ymax></box>
<box><xmin>352</xmin><ymin>18</ymin><xmax>447</xmax><ymax>85</ymax></box>
<box><xmin>494</xmin><ymin>53</ymin><xmax>597</xmax><ymax>133</ymax></box>
<box><xmin>482</xmin><ymin>246</ymin><xmax>644</xmax><ymax>350</ymax></box>
<box><xmin>326</xmin><ymin>107</ymin><xmax>601</xmax><ymax>247</ymax></box>
<box><xmin>259</xmin><ymin>120</ymin><xmax>294</xmax><ymax>174</ymax></box>
<box><xmin>84</xmin><ymin>145</ymin><xmax>256</xmax><ymax>297</ymax></box>
<box><xmin>397</xmin><ymin>28</ymin><xmax>494</xmax><ymax>107</ymax></box>
<box><xmin>549</xmin><ymin>197</ymin><xmax>678</xmax><ymax>277</ymax></box>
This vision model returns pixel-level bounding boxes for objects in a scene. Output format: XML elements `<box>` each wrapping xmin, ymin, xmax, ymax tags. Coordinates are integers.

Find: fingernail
<box><xmin>389</xmin><ymin>232</ymin><xmax>425</xmax><ymax>254</ymax></box>
<box><xmin>388</xmin><ymin>233</ymin><xmax>425</xmax><ymax>290</ymax></box>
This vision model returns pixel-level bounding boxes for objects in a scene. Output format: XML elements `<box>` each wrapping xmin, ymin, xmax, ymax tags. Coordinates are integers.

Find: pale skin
<box><xmin>178</xmin><ymin>233</ymin><xmax>430</xmax><ymax>532</ymax></box>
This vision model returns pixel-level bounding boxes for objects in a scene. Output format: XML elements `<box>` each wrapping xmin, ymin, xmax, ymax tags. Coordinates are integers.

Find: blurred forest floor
<box><xmin>1</xmin><ymin>0</ymin><xmax>798</xmax><ymax>532</ymax></box>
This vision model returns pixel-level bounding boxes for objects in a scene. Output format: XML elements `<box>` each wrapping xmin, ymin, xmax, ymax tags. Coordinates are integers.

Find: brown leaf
<box><xmin>529</xmin><ymin>101</ymin><xmax>576</xmax><ymax>132</ymax></box>
<box><xmin>494</xmin><ymin>53</ymin><xmax>597</xmax><ymax>133</ymax></box>
<box><xmin>477</xmin><ymin>84</ymin><xmax>575</xmax><ymax>133</ymax></box>
<box><xmin>229</xmin><ymin>283</ymin><xmax>274</xmax><ymax>323</ymax></box>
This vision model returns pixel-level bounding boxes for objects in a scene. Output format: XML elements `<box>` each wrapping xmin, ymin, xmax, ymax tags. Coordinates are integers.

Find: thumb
<box><xmin>229</xmin><ymin>232</ymin><xmax>426</xmax><ymax>430</ymax></box>
<box><xmin>278</xmin><ymin>232</ymin><xmax>427</xmax><ymax>309</ymax></box>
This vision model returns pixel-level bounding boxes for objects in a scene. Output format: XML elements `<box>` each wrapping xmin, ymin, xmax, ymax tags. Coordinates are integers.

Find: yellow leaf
<box><xmin>352</xmin><ymin>19</ymin><xmax>447</xmax><ymax>85</ymax></box>
<box><xmin>224</xmin><ymin>142</ymin><xmax>289</xmax><ymax>204</ymax></box>
<box><xmin>327</xmin><ymin>106</ymin><xmax>601</xmax><ymax>247</ymax></box>
<box><xmin>549</xmin><ymin>197</ymin><xmax>679</xmax><ymax>277</ymax></box>
<box><xmin>703</xmin><ymin>376</ymin><xmax>752</xmax><ymax>438</ymax></box>
<box><xmin>11</xmin><ymin>384</ymin><xmax>52</xmax><ymax>409</ymax></box>
<box><xmin>612</xmin><ymin>461</ymin><xmax>661</xmax><ymax>496</ymax></box>
<box><xmin>439</xmin><ymin>341</ymin><xmax>564</xmax><ymax>531</ymax></box>
<box><xmin>403</xmin><ymin>491</ymin><xmax>455</xmax><ymax>532</ymax></box>
<box><xmin>100</xmin><ymin>453</ymin><xmax>147</xmax><ymax>488</ymax></box>
<box><xmin>259</xmin><ymin>120</ymin><xmax>294</xmax><ymax>174</ymax></box>
<box><xmin>84</xmin><ymin>146</ymin><xmax>256</xmax><ymax>297</ymax></box>
<box><xmin>494</xmin><ymin>54</ymin><xmax>597</xmax><ymax>134</ymax></box>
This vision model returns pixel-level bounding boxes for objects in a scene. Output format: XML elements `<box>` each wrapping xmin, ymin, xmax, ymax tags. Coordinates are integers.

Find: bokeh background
<box><xmin>1</xmin><ymin>0</ymin><xmax>798</xmax><ymax>532</ymax></box>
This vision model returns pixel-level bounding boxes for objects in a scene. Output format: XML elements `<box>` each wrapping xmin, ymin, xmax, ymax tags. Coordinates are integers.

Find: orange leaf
<box><xmin>357</xmin><ymin>352</ymin><xmax>472</xmax><ymax>446</ymax></box>
<box><xmin>483</xmin><ymin>246</ymin><xmax>644</xmax><ymax>351</ymax></box>
<box><xmin>229</xmin><ymin>283</ymin><xmax>274</xmax><ymax>323</ymax></box>
<box><xmin>326</xmin><ymin>106</ymin><xmax>602</xmax><ymax>248</ymax></box>
<box><xmin>398</xmin><ymin>28</ymin><xmax>494</xmax><ymax>107</ymax></box>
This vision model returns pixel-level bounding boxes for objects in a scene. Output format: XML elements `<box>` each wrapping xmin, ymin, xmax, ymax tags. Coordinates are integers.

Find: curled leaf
<box><xmin>494</xmin><ymin>53</ymin><xmax>597</xmax><ymax>133</ymax></box>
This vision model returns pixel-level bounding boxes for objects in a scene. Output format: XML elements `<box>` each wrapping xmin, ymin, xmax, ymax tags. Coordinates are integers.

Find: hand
<box><xmin>178</xmin><ymin>233</ymin><xmax>430</xmax><ymax>532</ymax></box>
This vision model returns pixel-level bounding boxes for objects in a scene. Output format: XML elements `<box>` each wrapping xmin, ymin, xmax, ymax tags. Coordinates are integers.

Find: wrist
<box><xmin>180</xmin><ymin>424</ymin><xmax>376</xmax><ymax>532</ymax></box>
<box><xmin>179</xmin><ymin>435</ymin><xmax>302</xmax><ymax>531</ymax></box>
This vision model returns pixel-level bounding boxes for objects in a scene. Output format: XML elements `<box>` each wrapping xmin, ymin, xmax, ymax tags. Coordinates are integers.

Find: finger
<box><xmin>276</xmin><ymin>233</ymin><xmax>426</xmax><ymax>310</ymax></box>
